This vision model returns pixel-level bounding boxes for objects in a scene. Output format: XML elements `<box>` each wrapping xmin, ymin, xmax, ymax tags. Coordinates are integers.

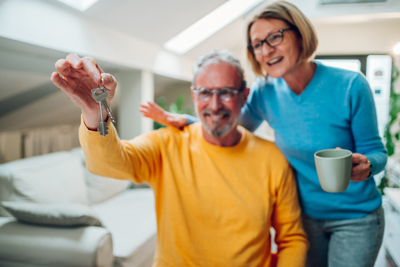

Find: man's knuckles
<box><xmin>81</xmin><ymin>56</ymin><xmax>96</xmax><ymax>66</ymax></box>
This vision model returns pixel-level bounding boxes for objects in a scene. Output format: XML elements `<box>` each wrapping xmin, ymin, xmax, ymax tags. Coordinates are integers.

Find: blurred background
<box><xmin>0</xmin><ymin>0</ymin><xmax>400</xmax><ymax>265</ymax></box>
<box><xmin>1</xmin><ymin>0</ymin><xmax>400</xmax><ymax>159</ymax></box>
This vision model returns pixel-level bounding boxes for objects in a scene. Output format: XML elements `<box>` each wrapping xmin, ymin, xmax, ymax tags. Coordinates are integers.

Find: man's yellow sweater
<box><xmin>80</xmin><ymin>120</ymin><xmax>308</xmax><ymax>267</ymax></box>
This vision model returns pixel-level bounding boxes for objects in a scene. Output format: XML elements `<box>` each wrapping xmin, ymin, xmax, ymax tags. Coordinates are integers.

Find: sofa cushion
<box><xmin>0</xmin><ymin>152</ymin><xmax>88</xmax><ymax>216</ymax></box>
<box><xmin>85</xmin><ymin>169</ymin><xmax>131</xmax><ymax>205</ymax></box>
<box><xmin>91</xmin><ymin>188</ymin><xmax>157</xmax><ymax>267</ymax></box>
<box><xmin>12</xmin><ymin>155</ymin><xmax>88</xmax><ymax>205</ymax></box>
<box><xmin>1</xmin><ymin>202</ymin><xmax>102</xmax><ymax>226</ymax></box>
<box><xmin>71</xmin><ymin>147</ymin><xmax>130</xmax><ymax>205</ymax></box>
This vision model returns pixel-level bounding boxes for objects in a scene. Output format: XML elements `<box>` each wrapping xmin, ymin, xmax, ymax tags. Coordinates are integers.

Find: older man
<box><xmin>51</xmin><ymin>50</ymin><xmax>308</xmax><ymax>267</ymax></box>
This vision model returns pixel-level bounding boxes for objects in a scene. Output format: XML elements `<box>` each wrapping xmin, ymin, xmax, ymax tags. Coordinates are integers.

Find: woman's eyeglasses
<box><xmin>248</xmin><ymin>28</ymin><xmax>295</xmax><ymax>55</ymax></box>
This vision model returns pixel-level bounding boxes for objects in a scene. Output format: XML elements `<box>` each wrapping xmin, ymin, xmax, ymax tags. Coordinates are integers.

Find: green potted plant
<box><xmin>379</xmin><ymin>63</ymin><xmax>400</xmax><ymax>194</ymax></box>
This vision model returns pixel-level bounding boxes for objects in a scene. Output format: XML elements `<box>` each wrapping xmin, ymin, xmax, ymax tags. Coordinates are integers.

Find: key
<box><xmin>91</xmin><ymin>78</ymin><xmax>115</xmax><ymax>137</ymax></box>
<box><xmin>97</xmin><ymin>101</ymin><xmax>108</xmax><ymax>137</ymax></box>
<box><xmin>91</xmin><ymin>78</ymin><xmax>116</xmax><ymax>124</ymax></box>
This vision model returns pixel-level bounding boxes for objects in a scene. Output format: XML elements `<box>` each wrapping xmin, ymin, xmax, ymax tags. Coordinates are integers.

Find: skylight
<box><xmin>164</xmin><ymin>0</ymin><xmax>263</xmax><ymax>55</ymax></box>
<box><xmin>56</xmin><ymin>0</ymin><xmax>99</xmax><ymax>12</ymax></box>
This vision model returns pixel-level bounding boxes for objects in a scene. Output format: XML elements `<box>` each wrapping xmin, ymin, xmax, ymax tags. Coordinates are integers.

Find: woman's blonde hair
<box><xmin>246</xmin><ymin>1</ymin><xmax>318</xmax><ymax>77</ymax></box>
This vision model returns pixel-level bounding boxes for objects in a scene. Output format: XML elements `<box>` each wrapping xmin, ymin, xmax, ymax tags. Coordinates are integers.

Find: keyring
<box><xmin>98</xmin><ymin>77</ymin><xmax>105</xmax><ymax>88</ymax></box>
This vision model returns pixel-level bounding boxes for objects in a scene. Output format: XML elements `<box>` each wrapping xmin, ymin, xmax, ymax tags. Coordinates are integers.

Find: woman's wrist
<box><xmin>367</xmin><ymin>160</ymin><xmax>373</xmax><ymax>177</ymax></box>
<box><xmin>163</xmin><ymin>111</ymin><xmax>173</xmax><ymax>125</ymax></box>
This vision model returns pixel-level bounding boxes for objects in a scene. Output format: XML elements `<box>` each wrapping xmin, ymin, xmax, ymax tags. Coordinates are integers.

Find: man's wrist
<box><xmin>82</xmin><ymin>111</ymin><xmax>106</xmax><ymax>131</ymax></box>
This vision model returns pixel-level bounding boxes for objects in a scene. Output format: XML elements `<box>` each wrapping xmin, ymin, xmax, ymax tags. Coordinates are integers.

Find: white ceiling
<box><xmin>81</xmin><ymin>0</ymin><xmax>229</xmax><ymax>47</ymax></box>
<box><xmin>1</xmin><ymin>0</ymin><xmax>400</xmax><ymax>131</ymax></box>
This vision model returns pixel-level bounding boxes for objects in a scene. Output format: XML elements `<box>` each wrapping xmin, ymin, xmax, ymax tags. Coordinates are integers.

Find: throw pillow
<box><xmin>70</xmin><ymin>147</ymin><xmax>131</xmax><ymax>205</ymax></box>
<box><xmin>11</xmin><ymin>155</ymin><xmax>88</xmax><ymax>205</ymax></box>
<box><xmin>85</xmin><ymin>168</ymin><xmax>131</xmax><ymax>205</ymax></box>
<box><xmin>1</xmin><ymin>201</ymin><xmax>102</xmax><ymax>226</ymax></box>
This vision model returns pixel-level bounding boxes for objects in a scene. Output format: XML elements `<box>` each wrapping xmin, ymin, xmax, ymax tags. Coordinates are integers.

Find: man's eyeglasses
<box><xmin>248</xmin><ymin>28</ymin><xmax>295</xmax><ymax>55</ymax></box>
<box><xmin>192</xmin><ymin>87</ymin><xmax>245</xmax><ymax>102</ymax></box>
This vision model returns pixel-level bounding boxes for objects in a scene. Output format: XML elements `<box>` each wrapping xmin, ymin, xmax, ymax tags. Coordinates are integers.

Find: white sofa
<box><xmin>0</xmin><ymin>148</ymin><xmax>157</xmax><ymax>267</ymax></box>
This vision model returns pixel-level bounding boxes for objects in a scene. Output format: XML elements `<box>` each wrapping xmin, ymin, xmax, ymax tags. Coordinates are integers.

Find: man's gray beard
<box><xmin>204</xmin><ymin>120</ymin><xmax>232</xmax><ymax>138</ymax></box>
<box><xmin>196</xmin><ymin>106</ymin><xmax>240</xmax><ymax>138</ymax></box>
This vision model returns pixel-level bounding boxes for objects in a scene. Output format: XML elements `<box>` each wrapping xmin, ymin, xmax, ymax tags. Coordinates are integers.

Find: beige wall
<box><xmin>233</xmin><ymin>18</ymin><xmax>400</xmax><ymax>87</ymax></box>
<box><xmin>314</xmin><ymin>18</ymin><xmax>400</xmax><ymax>55</ymax></box>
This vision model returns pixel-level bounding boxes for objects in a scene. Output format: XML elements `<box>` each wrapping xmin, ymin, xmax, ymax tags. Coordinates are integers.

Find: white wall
<box><xmin>0</xmin><ymin>0</ymin><xmax>194</xmax><ymax>81</ymax></box>
<box><xmin>288</xmin><ymin>0</ymin><xmax>400</xmax><ymax>19</ymax></box>
<box><xmin>314</xmin><ymin>18</ymin><xmax>400</xmax><ymax>55</ymax></box>
<box><xmin>1</xmin><ymin>0</ymin><xmax>400</xmax><ymax>136</ymax></box>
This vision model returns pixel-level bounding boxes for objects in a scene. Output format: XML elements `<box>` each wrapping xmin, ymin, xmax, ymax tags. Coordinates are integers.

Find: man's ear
<box><xmin>241</xmin><ymin>87</ymin><xmax>250</xmax><ymax>108</ymax></box>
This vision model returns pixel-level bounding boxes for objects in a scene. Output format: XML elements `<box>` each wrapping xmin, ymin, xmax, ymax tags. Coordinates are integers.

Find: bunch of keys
<box><xmin>91</xmin><ymin>78</ymin><xmax>116</xmax><ymax>137</ymax></box>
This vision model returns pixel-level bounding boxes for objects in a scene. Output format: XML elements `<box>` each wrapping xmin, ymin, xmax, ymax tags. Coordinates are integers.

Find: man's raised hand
<box><xmin>50</xmin><ymin>53</ymin><xmax>117</xmax><ymax>130</ymax></box>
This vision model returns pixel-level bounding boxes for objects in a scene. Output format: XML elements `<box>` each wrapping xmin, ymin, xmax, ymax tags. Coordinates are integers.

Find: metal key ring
<box><xmin>97</xmin><ymin>77</ymin><xmax>105</xmax><ymax>88</ymax></box>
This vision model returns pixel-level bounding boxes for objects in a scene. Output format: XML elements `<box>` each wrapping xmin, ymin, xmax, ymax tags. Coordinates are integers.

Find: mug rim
<box><xmin>314</xmin><ymin>149</ymin><xmax>352</xmax><ymax>160</ymax></box>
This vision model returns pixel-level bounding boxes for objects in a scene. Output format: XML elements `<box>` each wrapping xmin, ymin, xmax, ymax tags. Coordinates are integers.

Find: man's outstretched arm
<box><xmin>52</xmin><ymin>54</ymin><xmax>161</xmax><ymax>184</ymax></box>
<box><xmin>79</xmin><ymin>117</ymin><xmax>162</xmax><ymax>184</ymax></box>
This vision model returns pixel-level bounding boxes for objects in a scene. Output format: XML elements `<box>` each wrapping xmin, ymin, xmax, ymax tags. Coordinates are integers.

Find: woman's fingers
<box><xmin>139</xmin><ymin>102</ymin><xmax>169</xmax><ymax>126</ymax></box>
<box><xmin>352</xmin><ymin>153</ymin><xmax>367</xmax><ymax>164</ymax></box>
<box><xmin>351</xmin><ymin>170</ymin><xmax>370</xmax><ymax>182</ymax></box>
<box><xmin>147</xmin><ymin>101</ymin><xmax>164</xmax><ymax>111</ymax></box>
<box><xmin>167</xmin><ymin>115</ymin><xmax>186</xmax><ymax>128</ymax></box>
<box><xmin>139</xmin><ymin>106</ymin><xmax>151</xmax><ymax>117</ymax></box>
<box><xmin>350</xmin><ymin>161</ymin><xmax>370</xmax><ymax>182</ymax></box>
<box><xmin>139</xmin><ymin>106</ymin><xmax>150</xmax><ymax>113</ymax></box>
<box><xmin>141</xmin><ymin>102</ymin><xmax>164</xmax><ymax>117</ymax></box>
<box><xmin>147</xmin><ymin>101</ymin><xmax>158</xmax><ymax>108</ymax></box>
<box><xmin>140</xmin><ymin>112</ymin><xmax>152</xmax><ymax>119</ymax></box>
<box><xmin>139</xmin><ymin>101</ymin><xmax>186</xmax><ymax>128</ymax></box>
<box><xmin>352</xmin><ymin>162</ymin><xmax>369</xmax><ymax>173</ymax></box>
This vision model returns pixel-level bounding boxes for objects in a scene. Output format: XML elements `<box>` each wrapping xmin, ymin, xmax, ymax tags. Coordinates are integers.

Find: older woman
<box><xmin>140</xmin><ymin>2</ymin><xmax>387</xmax><ymax>267</ymax></box>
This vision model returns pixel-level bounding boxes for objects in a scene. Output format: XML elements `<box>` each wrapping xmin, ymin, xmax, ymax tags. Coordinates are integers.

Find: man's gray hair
<box><xmin>192</xmin><ymin>49</ymin><xmax>246</xmax><ymax>89</ymax></box>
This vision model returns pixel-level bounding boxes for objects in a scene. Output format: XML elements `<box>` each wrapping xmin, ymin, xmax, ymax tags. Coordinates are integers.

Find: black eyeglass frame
<box><xmin>247</xmin><ymin>27</ymin><xmax>295</xmax><ymax>54</ymax></box>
